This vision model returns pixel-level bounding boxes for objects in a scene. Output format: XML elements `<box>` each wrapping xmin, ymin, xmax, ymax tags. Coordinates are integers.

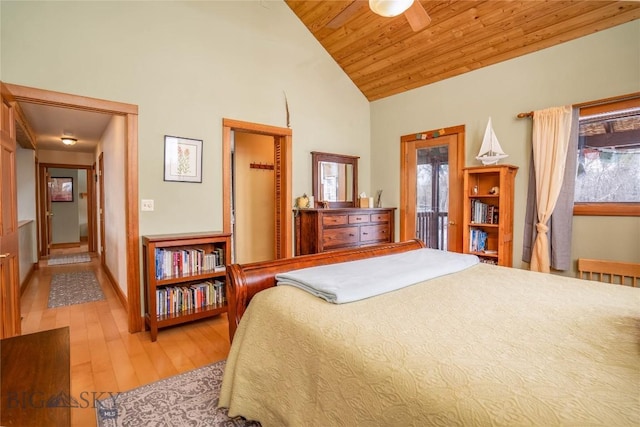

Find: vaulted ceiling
<box><xmin>285</xmin><ymin>1</ymin><xmax>640</xmax><ymax>101</ymax></box>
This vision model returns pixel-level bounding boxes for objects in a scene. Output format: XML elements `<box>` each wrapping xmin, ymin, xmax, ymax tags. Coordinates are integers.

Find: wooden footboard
<box><xmin>226</xmin><ymin>239</ymin><xmax>425</xmax><ymax>341</ymax></box>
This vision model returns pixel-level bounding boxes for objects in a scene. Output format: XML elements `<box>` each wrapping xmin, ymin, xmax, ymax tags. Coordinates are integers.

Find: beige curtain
<box><xmin>530</xmin><ymin>106</ymin><xmax>573</xmax><ymax>273</ymax></box>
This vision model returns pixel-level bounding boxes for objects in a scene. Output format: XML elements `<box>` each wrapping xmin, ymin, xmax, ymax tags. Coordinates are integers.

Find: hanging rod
<box><xmin>517</xmin><ymin>111</ymin><xmax>533</xmax><ymax>118</ymax></box>
<box><xmin>250</xmin><ymin>162</ymin><xmax>274</xmax><ymax>170</ymax></box>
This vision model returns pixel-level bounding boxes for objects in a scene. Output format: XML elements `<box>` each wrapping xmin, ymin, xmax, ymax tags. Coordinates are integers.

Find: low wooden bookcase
<box><xmin>142</xmin><ymin>232</ymin><xmax>231</xmax><ymax>341</ymax></box>
<box><xmin>463</xmin><ymin>165</ymin><xmax>518</xmax><ymax>267</ymax></box>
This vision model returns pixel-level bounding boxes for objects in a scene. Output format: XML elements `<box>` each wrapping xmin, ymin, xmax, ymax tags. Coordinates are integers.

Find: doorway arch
<box><xmin>5</xmin><ymin>83</ymin><xmax>142</xmax><ymax>333</ymax></box>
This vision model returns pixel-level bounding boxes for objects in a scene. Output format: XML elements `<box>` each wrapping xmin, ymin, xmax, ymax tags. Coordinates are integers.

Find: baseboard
<box><xmin>102</xmin><ymin>261</ymin><xmax>128</xmax><ymax>311</ymax></box>
<box><xmin>51</xmin><ymin>242</ymin><xmax>82</xmax><ymax>249</ymax></box>
<box><xmin>19</xmin><ymin>263</ymin><xmax>37</xmax><ymax>296</ymax></box>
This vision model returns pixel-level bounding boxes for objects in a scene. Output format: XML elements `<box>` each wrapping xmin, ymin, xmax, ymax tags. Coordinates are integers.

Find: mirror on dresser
<box><xmin>311</xmin><ymin>151</ymin><xmax>359</xmax><ymax>208</ymax></box>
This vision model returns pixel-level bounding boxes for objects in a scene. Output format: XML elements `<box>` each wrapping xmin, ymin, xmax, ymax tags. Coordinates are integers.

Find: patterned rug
<box><xmin>48</xmin><ymin>253</ymin><xmax>91</xmax><ymax>266</ymax></box>
<box><xmin>47</xmin><ymin>271</ymin><xmax>105</xmax><ymax>308</ymax></box>
<box><xmin>95</xmin><ymin>360</ymin><xmax>260</xmax><ymax>426</ymax></box>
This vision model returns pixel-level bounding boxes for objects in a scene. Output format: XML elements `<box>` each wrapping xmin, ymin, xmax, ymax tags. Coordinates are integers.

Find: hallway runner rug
<box><xmin>47</xmin><ymin>271</ymin><xmax>105</xmax><ymax>308</ymax></box>
<box><xmin>47</xmin><ymin>253</ymin><xmax>91</xmax><ymax>266</ymax></box>
<box><xmin>95</xmin><ymin>359</ymin><xmax>260</xmax><ymax>427</ymax></box>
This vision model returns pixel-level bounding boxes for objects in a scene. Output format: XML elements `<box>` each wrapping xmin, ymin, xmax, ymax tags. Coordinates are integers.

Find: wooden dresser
<box><xmin>295</xmin><ymin>208</ymin><xmax>396</xmax><ymax>255</ymax></box>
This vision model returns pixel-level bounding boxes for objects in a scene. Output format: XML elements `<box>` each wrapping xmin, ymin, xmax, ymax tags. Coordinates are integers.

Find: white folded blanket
<box><xmin>275</xmin><ymin>248</ymin><xmax>479</xmax><ymax>303</ymax></box>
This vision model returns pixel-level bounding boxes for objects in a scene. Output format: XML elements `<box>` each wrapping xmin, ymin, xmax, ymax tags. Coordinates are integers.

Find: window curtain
<box><xmin>522</xmin><ymin>106</ymin><xmax>576</xmax><ymax>273</ymax></box>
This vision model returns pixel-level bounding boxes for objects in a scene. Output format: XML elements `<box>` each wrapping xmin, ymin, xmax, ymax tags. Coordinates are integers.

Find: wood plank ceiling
<box><xmin>285</xmin><ymin>1</ymin><xmax>640</xmax><ymax>101</ymax></box>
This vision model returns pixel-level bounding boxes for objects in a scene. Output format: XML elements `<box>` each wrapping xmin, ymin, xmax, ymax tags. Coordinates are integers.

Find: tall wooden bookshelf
<box><xmin>463</xmin><ymin>165</ymin><xmax>518</xmax><ymax>267</ymax></box>
<box><xmin>142</xmin><ymin>232</ymin><xmax>231</xmax><ymax>341</ymax></box>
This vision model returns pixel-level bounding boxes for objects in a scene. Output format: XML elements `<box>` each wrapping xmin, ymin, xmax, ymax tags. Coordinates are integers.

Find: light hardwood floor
<box><xmin>20</xmin><ymin>251</ymin><xmax>231</xmax><ymax>426</ymax></box>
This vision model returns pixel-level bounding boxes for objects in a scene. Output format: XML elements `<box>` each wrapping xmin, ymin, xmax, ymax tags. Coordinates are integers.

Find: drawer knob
<box><xmin>349</xmin><ymin>233</ymin><xmax>355</xmax><ymax>237</ymax></box>
<box><xmin>363</xmin><ymin>232</ymin><xmax>368</xmax><ymax>235</ymax></box>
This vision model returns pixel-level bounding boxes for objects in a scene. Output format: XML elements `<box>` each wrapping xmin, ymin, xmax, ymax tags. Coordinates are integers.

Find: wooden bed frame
<box><xmin>226</xmin><ymin>239</ymin><xmax>425</xmax><ymax>341</ymax></box>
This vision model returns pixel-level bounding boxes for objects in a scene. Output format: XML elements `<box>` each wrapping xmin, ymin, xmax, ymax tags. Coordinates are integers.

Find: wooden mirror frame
<box><xmin>311</xmin><ymin>151</ymin><xmax>359</xmax><ymax>208</ymax></box>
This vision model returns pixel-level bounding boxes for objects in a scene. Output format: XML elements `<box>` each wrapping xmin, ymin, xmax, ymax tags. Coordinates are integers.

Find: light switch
<box><xmin>141</xmin><ymin>199</ymin><xmax>154</xmax><ymax>211</ymax></box>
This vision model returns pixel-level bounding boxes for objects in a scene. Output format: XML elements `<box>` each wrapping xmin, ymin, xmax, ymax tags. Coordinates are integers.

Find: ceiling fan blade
<box><xmin>404</xmin><ymin>1</ymin><xmax>431</xmax><ymax>32</ymax></box>
<box><xmin>326</xmin><ymin>1</ymin><xmax>367</xmax><ymax>30</ymax></box>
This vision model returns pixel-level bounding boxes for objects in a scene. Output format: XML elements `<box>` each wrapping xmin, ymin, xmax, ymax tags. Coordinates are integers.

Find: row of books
<box><xmin>470</xmin><ymin>200</ymin><xmax>499</xmax><ymax>224</ymax></box>
<box><xmin>156</xmin><ymin>280</ymin><xmax>226</xmax><ymax>317</ymax></box>
<box><xmin>469</xmin><ymin>228</ymin><xmax>488</xmax><ymax>253</ymax></box>
<box><xmin>155</xmin><ymin>247</ymin><xmax>225</xmax><ymax>279</ymax></box>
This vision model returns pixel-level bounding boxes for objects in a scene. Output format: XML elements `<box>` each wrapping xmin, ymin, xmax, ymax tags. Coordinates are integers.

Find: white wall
<box><xmin>37</xmin><ymin>149</ymin><xmax>94</xmax><ymax>166</ymax></box>
<box><xmin>371</xmin><ymin>21</ymin><xmax>640</xmax><ymax>270</ymax></box>
<box><xmin>16</xmin><ymin>146</ymin><xmax>37</xmax><ymax>279</ymax></box>
<box><xmin>16</xmin><ymin>146</ymin><xmax>36</xmax><ymax>222</ymax></box>
<box><xmin>98</xmin><ymin>115</ymin><xmax>127</xmax><ymax>296</ymax></box>
<box><xmin>1</xmin><ymin>1</ymin><xmax>371</xmax><ymax>241</ymax></box>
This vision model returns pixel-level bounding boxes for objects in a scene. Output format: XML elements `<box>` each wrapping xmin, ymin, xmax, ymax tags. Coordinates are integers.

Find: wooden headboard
<box><xmin>225</xmin><ymin>239</ymin><xmax>425</xmax><ymax>341</ymax></box>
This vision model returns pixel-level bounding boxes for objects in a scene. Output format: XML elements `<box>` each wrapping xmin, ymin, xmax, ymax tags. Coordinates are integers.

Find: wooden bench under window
<box><xmin>577</xmin><ymin>258</ymin><xmax>640</xmax><ymax>287</ymax></box>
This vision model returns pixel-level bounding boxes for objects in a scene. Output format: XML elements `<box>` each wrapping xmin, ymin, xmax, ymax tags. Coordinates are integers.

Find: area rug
<box><xmin>48</xmin><ymin>253</ymin><xmax>91</xmax><ymax>266</ymax></box>
<box><xmin>95</xmin><ymin>360</ymin><xmax>260</xmax><ymax>427</ymax></box>
<box><xmin>47</xmin><ymin>271</ymin><xmax>105</xmax><ymax>308</ymax></box>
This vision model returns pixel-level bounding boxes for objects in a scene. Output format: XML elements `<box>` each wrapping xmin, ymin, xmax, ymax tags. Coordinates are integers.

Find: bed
<box><xmin>219</xmin><ymin>240</ymin><xmax>639</xmax><ymax>426</ymax></box>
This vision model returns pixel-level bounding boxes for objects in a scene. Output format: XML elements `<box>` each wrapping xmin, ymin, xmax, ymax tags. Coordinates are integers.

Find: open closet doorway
<box><xmin>222</xmin><ymin>119</ymin><xmax>292</xmax><ymax>262</ymax></box>
<box><xmin>400</xmin><ymin>125</ymin><xmax>465</xmax><ymax>253</ymax></box>
<box><xmin>39</xmin><ymin>163</ymin><xmax>96</xmax><ymax>258</ymax></box>
<box><xmin>233</xmin><ymin>131</ymin><xmax>276</xmax><ymax>263</ymax></box>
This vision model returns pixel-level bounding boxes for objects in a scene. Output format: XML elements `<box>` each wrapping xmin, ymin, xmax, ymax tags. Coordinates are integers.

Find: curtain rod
<box><xmin>515</xmin><ymin>92</ymin><xmax>640</xmax><ymax>119</ymax></box>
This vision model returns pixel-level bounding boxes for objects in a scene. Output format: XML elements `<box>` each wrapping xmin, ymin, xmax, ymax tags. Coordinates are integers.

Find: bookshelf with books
<box><xmin>142</xmin><ymin>232</ymin><xmax>231</xmax><ymax>341</ymax></box>
<box><xmin>463</xmin><ymin>165</ymin><xmax>518</xmax><ymax>267</ymax></box>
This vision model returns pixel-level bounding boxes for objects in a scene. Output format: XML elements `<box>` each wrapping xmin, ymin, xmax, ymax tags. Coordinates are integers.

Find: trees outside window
<box><xmin>573</xmin><ymin>95</ymin><xmax>640</xmax><ymax>216</ymax></box>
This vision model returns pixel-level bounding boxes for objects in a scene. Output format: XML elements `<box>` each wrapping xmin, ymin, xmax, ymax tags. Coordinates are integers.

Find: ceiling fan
<box><xmin>326</xmin><ymin>0</ymin><xmax>431</xmax><ymax>32</ymax></box>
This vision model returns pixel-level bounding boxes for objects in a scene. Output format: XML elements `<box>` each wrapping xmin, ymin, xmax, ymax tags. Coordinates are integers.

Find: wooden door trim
<box><xmin>0</xmin><ymin>82</ymin><xmax>21</xmax><ymax>337</ymax></box>
<box><xmin>88</xmin><ymin>163</ymin><xmax>97</xmax><ymax>252</ymax></box>
<box><xmin>399</xmin><ymin>125</ymin><xmax>465</xmax><ymax>251</ymax></box>
<box><xmin>98</xmin><ymin>153</ymin><xmax>106</xmax><ymax>266</ymax></box>
<box><xmin>222</xmin><ymin>118</ymin><xmax>292</xmax><ymax>259</ymax></box>
<box><xmin>6</xmin><ymin>83</ymin><xmax>142</xmax><ymax>333</ymax></box>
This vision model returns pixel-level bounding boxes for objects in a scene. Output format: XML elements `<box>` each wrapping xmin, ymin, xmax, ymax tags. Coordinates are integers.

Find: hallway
<box><xmin>20</xmin><ymin>253</ymin><xmax>230</xmax><ymax>426</ymax></box>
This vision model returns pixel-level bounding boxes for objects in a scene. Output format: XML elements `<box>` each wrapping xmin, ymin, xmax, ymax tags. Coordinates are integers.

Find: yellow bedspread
<box><xmin>219</xmin><ymin>263</ymin><xmax>640</xmax><ymax>426</ymax></box>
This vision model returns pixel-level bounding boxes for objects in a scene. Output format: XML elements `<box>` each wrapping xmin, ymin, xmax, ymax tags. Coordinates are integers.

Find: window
<box><xmin>573</xmin><ymin>95</ymin><xmax>640</xmax><ymax>216</ymax></box>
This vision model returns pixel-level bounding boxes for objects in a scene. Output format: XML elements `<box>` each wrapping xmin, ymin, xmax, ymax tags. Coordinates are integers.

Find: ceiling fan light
<box><xmin>61</xmin><ymin>137</ymin><xmax>77</xmax><ymax>146</ymax></box>
<box><xmin>369</xmin><ymin>0</ymin><xmax>414</xmax><ymax>17</ymax></box>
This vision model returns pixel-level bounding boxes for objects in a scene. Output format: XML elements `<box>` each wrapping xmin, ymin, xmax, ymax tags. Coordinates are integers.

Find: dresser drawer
<box><xmin>360</xmin><ymin>225</ymin><xmax>390</xmax><ymax>242</ymax></box>
<box><xmin>295</xmin><ymin>208</ymin><xmax>395</xmax><ymax>255</ymax></box>
<box><xmin>348</xmin><ymin>214</ymin><xmax>370</xmax><ymax>224</ymax></box>
<box><xmin>371</xmin><ymin>212</ymin><xmax>390</xmax><ymax>222</ymax></box>
<box><xmin>322</xmin><ymin>214</ymin><xmax>348</xmax><ymax>226</ymax></box>
<box><xmin>322</xmin><ymin>226</ymin><xmax>359</xmax><ymax>248</ymax></box>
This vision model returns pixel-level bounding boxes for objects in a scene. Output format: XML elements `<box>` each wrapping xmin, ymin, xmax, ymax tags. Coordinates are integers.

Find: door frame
<box><xmin>222</xmin><ymin>118</ymin><xmax>292</xmax><ymax>259</ymax></box>
<box><xmin>5</xmin><ymin>83</ymin><xmax>143</xmax><ymax>333</ymax></box>
<box><xmin>400</xmin><ymin>125</ymin><xmax>465</xmax><ymax>252</ymax></box>
<box><xmin>38</xmin><ymin>163</ymin><xmax>96</xmax><ymax>257</ymax></box>
<box><xmin>98</xmin><ymin>153</ymin><xmax>106</xmax><ymax>266</ymax></box>
<box><xmin>0</xmin><ymin>83</ymin><xmax>21</xmax><ymax>338</ymax></box>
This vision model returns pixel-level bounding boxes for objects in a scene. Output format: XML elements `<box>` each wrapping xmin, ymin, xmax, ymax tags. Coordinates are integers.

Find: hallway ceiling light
<box><xmin>61</xmin><ymin>137</ymin><xmax>77</xmax><ymax>146</ymax></box>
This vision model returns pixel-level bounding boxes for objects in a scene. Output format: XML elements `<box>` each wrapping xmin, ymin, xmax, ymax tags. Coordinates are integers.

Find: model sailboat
<box><xmin>476</xmin><ymin>117</ymin><xmax>508</xmax><ymax>165</ymax></box>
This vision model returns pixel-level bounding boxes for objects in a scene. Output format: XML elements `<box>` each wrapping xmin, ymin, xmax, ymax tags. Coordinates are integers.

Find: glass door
<box><xmin>400</xmin><ymin>128</ymin><xmax>464</xmax><ymax>253</ymax></box>
<box><xmin>416</xmin><ymin>145</ymin><xmax>449</xmax><ymax>249</ymax></box>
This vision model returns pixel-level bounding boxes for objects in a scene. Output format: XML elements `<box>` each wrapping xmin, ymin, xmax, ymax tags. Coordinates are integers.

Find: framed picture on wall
<box><xmin>164</xmin><ymin>135</ymin><xmax>203</xmax><ymax>183</ymax></box>
<box><xmin>50</xmin><ymin>177</ymin><xmax>74</xmax><ymax>202</ymax></box>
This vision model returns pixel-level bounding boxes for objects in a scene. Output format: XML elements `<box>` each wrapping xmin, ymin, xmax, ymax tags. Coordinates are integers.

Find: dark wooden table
<box><xmin>1</xmin><ymin>327</ymin><xmax>70</xmax><ymax>426</ymax></box>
